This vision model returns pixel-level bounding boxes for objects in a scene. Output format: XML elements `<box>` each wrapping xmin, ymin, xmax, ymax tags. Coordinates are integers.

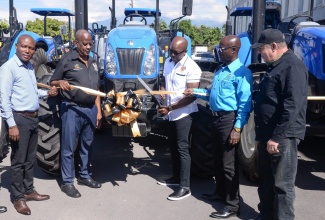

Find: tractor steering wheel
<box><xmin>123</xmin><ymin>14</ymin><xmax>147</xmax><ymax>25</ymax></box>
<box><xmin>288</xmin><ymin>15</ymin><xmax>314</xmax><ymax>33</ymax></box>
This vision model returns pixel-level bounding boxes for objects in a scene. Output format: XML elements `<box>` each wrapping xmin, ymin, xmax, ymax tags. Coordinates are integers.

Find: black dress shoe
<box><xmin>0</xmin><ymin>206</ymin><xmax>7</xmax><ymax>213</ymax></box>
<box><xmin>167</xmin><ymin>187</ymin><xmax>191</xmax><ymax>201</ymax></box>
<box><xmin>202</xmin><ymin>192</ymin><xmax>224</xmax><ymax>202</ymax></box>
<box><xmin>61</xmin><ymin>184</ymin><xmax>81</xmax><ymax>198</ymax></box>
<box><xmin>210</xmin><ymin>207</ymin><xmax>239</xmax><ymax>219</ymax></box>
<box><xmin>77</xmin><ymin>178</ymin><xmax>101</xmax><ymax>188</ymax></box>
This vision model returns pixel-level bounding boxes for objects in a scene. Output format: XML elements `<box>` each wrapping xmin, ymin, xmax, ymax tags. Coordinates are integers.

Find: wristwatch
<box><xmin>168</xmin><ymin>105</ymin><xmax>173</xmax><ymax>111</ymax></box>
<box><xmin>234</xmin><ymin>127</ymin><xmax>241</xmax><ymax>133</ymax></box>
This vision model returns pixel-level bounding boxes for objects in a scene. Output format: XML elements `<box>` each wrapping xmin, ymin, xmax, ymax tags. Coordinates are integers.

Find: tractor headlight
<box><xmin>105</xmin><ymin>44</ymin><xmax>117</xmax><ymax>75</ymax></box>
<box><xmin>144</xmin><ymin>44</ymin><xmax>156</xmax><ymax>76</ymax></box>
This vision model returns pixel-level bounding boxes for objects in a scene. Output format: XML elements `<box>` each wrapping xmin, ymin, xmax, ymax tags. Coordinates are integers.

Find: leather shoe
<box><xmin>0</xmin><ymin>206</ymin><xmax>7</xmax><ymax>213</ymax></box>
<box><xmin>24</xmin><ymin>190</ymin><xmax>50</xmax><ymax>201</ymax></box>
<box><xmin>77</xmin><ymin>178</ymin><xmax>101</xmax><ymax>188</ymax></box>
<box><xmin>14</xmin><ymin>199</ymin><xmax>31</xmax><ymax>215</ymax></box>
<box><xmin>202</xmin><ymin>192</ymin><xmax>224</xmax><ymax>202</ymax></box>
<box><xmin>210</xmin><ymin>207</ymin><xmax>239</xmax><ymax>218</ymax></box>
<box><xmin>61</xmin><ymin>184</ymin><xmax>81</xmax><ymax>198</ymax></box>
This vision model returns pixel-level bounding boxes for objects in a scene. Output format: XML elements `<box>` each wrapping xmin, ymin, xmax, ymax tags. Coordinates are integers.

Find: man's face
<box><xmin>75</xmin><ymin>34</ymin><xmax>92</xmax><ymax>57</ymax></box>
<box><xmin>217</xmin><ymin>41</ymin><xmax>236</xmax><ymax>63</ymax></box>
<box><xmin>170</xmin><ymin>44</ymin><xmax>186</xmax><ymax>63</ymax></box>
<box><xmin>15</xmin><ymin>37</ymin><xmax>35</xmax><ymax>63</ymax></box>
<box><xmin>258</xmin><ymin>44</ymin><xmax>274</xmax><ymax>63</ymax></box>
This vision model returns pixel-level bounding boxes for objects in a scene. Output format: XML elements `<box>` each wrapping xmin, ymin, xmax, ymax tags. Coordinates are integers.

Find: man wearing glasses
<box><xmin>185</xmin><ymin>35</ymin><xmax>252</xmax><ymax>218</ymax></box>
<box><xmin>50</xmin><ymin>29</ymin><xmax>102</xmax><ymax>198</ymax></box>
<box><xmin>157</xmin><ymin>36</ymin><xmax>202</xmax><ymax>201</ymax></box>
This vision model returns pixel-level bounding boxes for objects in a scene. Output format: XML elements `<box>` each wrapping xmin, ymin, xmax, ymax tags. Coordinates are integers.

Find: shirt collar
<box><xmin>13</xmin><ymin>54</ymin><xmax>32</xmax><ymax>68</ymax></box>
<box><xmin>71</xmin><ymin>48</ymin><xmax>94</xmax><ymax>62</ymax></box>
<box><xmin>221</xmin><ymin>58</ymin><xmax>241</xmax><ymax>73</ymax></box>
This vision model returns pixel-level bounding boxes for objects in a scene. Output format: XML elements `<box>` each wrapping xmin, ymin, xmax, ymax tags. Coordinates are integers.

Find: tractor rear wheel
<box><xmin>37</xmin><ymin>97</ymin><xmax>62</xmax><ymax>175</ymax></box>
<box><xmin>0</xmin><ymin>116</ymin><xmax>8</xmax><ymax>159</ymax></box>
<box><xmin>30</xmin><ymin>48</ymin><xmax>48</xmax><ymax>79</ymax></box>
<box><xmin>238</xmin><ymin>111</ymin><xmax>258</xmax><ymax>182</ymax></box>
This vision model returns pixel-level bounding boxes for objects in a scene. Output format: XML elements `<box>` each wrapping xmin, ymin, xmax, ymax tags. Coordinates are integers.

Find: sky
<box><xmin>0</xmin><ymin>0</ymin><xmax>228</xmax><ymax>28</ymax></box>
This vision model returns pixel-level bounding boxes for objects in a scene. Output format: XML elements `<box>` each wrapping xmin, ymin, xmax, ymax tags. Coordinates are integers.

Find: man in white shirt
<box><xmin>157</xmin><ymin>36</ymin><xmax>202</xmax><ymax>201</ymax></box>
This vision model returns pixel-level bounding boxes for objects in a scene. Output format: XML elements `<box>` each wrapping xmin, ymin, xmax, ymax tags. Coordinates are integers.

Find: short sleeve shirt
<box><xmin>163</xmin><ymin>54</ymin><xmax>202</xmax><ymax>121</ymax></box>
<box><xmin>50</xmin><ymin>49</ymin><xmax>99</xmax><ymax>105</ymax></box>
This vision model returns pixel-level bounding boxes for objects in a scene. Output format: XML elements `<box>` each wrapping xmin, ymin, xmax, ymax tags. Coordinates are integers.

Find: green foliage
<box><xmin>178</xmin><ymin>19</ymin><xmax>224</xmax><ymax>51</ymax></box>
<box><xmin>25</xmin><ymin>18</ymin><xmax>73</xmax><ymax>41</ymax></box>
<box><xmin>0</xmin><ymin>19</ymin><xmax>9</xmax><ymax>29</ymax></box>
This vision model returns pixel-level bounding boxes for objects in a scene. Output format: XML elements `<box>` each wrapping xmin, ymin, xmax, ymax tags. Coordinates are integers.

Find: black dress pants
<box><xmin>211</xmin><ymin>112</ymin><xmax>240</xmax><ymax>212</ymax></box>
<box><xmin>166</xmin><ymin>114</ymin><xmax>194</xmax><ymax>188</ymax></box>
<box><xmin>10</xmin><ymin>113</ymin><xmax>38</xmax><ymax>200</ymax></box>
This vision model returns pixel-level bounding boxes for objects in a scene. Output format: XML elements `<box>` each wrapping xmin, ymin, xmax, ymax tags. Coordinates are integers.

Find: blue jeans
<box><xmin>257</xmin><ymin>138</ymin><xmax>299</xmax><ymax>220</ymax></box>
<box><xmin>60</xmin><ymin>102</ymin><xmax>97</xmax><ymax>184</ymax></box>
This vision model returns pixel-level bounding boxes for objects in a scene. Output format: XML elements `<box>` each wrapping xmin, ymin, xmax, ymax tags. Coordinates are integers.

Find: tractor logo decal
<box><xmin>127</xmin><ymin>40</ymin><xmax>134</xmax><ymax>46</ymax></box>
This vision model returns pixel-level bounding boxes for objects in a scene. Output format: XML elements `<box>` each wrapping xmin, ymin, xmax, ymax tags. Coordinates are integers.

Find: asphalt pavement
<box><xmin>0</xmin><ymin>126</ymin><xmax>324</xmax><ymax>220</ymax></box>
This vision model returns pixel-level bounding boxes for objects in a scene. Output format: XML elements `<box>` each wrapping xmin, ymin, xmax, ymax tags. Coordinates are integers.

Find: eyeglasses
<box><xmin>217</xmin><ymin>46</ymin><xmax>236</xmax><ymax>53</ymax></box>
<box><xmin>170</xmin><ymin>49</ymin><xmax>185</xmax><ymax>56</ymax></box>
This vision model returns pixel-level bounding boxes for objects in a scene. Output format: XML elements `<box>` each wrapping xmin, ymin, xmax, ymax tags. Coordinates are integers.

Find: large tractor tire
<box><xmin>37</xmin><ymin>97</ymin><xmax>62</xmax><ymax>175</ymax></box>
<box><xmin>190</xmin><ymin>105</ymin><xmax>214</xmax><ymax>178</ymax></box>
<box><xmin>30</xmin><ymin>48</ymin><xmax>48</xmax><ymax>79</ymax></box>
<box><xmin>238</xmin><ymin>111</ymin><xmax>258</xmax><ymax>182</ymax></box>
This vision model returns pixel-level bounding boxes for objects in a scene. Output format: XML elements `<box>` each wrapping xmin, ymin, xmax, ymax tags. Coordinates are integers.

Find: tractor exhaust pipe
<box><xmin>252</xmin><ymin>0</ymin><xmax>265</xmax><ymax>63</ymax></box>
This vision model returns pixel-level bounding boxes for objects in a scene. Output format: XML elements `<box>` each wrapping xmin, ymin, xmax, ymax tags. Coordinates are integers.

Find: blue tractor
<box><xmin>102</xmin><ymin>0</ymin><xmax>193</xmax><ymax>137</ymax></box>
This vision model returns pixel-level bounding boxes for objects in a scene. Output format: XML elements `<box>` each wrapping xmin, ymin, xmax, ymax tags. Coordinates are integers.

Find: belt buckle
<box><xmin>33</xmin><ymin>112</ymin><xmax>38</xmax><ymax>117</ymax></box>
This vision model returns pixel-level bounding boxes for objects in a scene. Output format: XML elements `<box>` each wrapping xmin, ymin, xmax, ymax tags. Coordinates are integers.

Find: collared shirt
<box><xmin>254</xmin><ymin>49</ymin><xmax>308</xmax><ymax>142</ymax></box>
<box><xmin>193</xmin><ymin>58</ymin><xmax>252</xmax><ymax>128</ymax></box>
<box><xmin>163</xmin><ymin>54</ymin><xmax>202</xmax><ymax>121</ymax></box>
<box><xmin>50</xmin><ymin>49</ymin><xmax>99</xmax><ymax>106</ymax></box>
<box><xmin>0</xmin><ymin>54</ymin><xmax>48</xmax><ymax>127</ymax></box>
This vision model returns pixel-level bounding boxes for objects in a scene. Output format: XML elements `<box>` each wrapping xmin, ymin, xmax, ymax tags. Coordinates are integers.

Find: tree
<box><xmin>25</xmin><ymin>18</ymin><xmax>72</xmax><ymax>41</ymax></box>
<box><xmin>0</xmin><ymin>19</ymin><xmax>9</xmax><ymax>34</ymax></box>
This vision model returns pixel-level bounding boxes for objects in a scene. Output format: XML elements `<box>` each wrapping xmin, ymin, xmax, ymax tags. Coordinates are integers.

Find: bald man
<box><xmin>0</xmin><ymin>34</ymin><xmax>57</xmax><ymax>215</ymax></box>
<box><xmin>156</xmin><ymin>36</ymin><xmax>202</xmax><ymax>201</ymax></box>
<box><xmin>185</xmin><ymin>35</ymin><xmax>252</xmax><ymax>218</ymax></box>
<box><xmin>50</xmin><ymin>29</ymin><xmax>102</xmax><ymax>198</ymax></box>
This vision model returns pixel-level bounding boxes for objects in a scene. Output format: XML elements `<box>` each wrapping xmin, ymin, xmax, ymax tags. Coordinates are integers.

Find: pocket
<box><xmin>220</xmin><ymin>80</ymin><xmax>234</xmax><ymax>96</ymax></box>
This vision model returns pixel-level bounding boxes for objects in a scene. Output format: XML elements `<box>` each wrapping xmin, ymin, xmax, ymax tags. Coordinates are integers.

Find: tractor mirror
<box><xmin>60</xmin><ymin>25</ymin><xmax>67</xmax><ymax>35</ymax></box>
<box><xmin>182</xmin><ymin>0</ymin><xmax>193</xmax><ymax>16</ymax></box>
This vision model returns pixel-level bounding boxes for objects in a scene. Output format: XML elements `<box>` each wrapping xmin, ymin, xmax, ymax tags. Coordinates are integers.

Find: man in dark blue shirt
<box><xmin>252</xmin><ymin>29</ymin><xmax>308</xmax><ymax>220</ymax></box>
<box><xmin>50</xmin><ymin>29</ymin><xmax>102</xmax><ymax>198</ymax></box>
<box><xmin>185</xmin><ymin>35</ymin><xmax>252</xmax><ymax>218</ymax></box>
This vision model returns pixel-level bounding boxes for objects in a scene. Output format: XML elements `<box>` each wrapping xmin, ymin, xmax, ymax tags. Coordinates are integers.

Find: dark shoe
<box><xmin>202</xmin><ymin>192</ymin><xmax>224</xmax><ymax>202</ymax></box>
<box><xmin>77</xmin><ymin>178</ymin><xmax>101</xmax><ymax>188</ymax></box>
<box><xmin>0</xmin><ymin>206</ymin><xmax>7</xmax><ymax>213</ymax></box>
<box><xmin>14</xmin><ymin>199</ymin><xmax>31</xmax><ymax>215</ymax></box>
<box><xmin>167</xmin><ymin>187</ymin><xmax>191</xmax><ymax>201</ymax></box>
<box><xmin>24</xmin><ymin>190</ymin><xmax>50</xmax><ymax>201</ymax></box>
<box><xmin>210</xmin><ymin>207</ymin><xmax>239</xmax><ymax>219</ymax></box>
<box><xmin>157</xmin><ymin>177</ymin><xmax>179</xmax><ymax>186</ymax></box>
<box><xmin>61</xmin><ymin>184</ymin><xmax>81</xmax><ymax>198</ymax></box>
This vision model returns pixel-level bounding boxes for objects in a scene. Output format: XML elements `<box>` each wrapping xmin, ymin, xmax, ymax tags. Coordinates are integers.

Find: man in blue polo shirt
<box><xmin>185</xmin><ymin>35</ymin><xmax>252</xmax><ymax>218</ymax></box>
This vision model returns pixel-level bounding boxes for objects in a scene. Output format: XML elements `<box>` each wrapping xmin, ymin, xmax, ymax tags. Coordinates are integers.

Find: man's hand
<box><xmin>267</xmin><ymin>139</ymin><xmax>279</xmax><ymax>154</ymax></box>
<box><xmin>9</xmin><ymin>126</ymin><xmax>19</xmax><ymax>141</ymax></box>
<box><xmin>229</xmin><ymin>129</ymin><xmax>240</xmax><ymax>145</ymax></box>
<box><xmin>183</xmin><ymin>88</ymin><xmax>194</xmax><ymax>97</ymax></box>
<box><xmin>48</xmin><ymin>86</ymin><xmax>58</xmax><ymax>97</ymax></box>
<box><xmin>96</xmin><ymin>111</ymin><xmax>102</xmax><ymax>129</ymax></box>
<box><xmin>57</xmin><ymin>80</ymin><xmax>72</xmax><ymax>91</ymax></box>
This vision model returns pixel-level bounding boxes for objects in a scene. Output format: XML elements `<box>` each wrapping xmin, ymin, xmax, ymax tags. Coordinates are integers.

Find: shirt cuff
<box><xmin>6</xmin><ymin>117</ymin><xmax>16</xmax><ymax>128</ymax></box>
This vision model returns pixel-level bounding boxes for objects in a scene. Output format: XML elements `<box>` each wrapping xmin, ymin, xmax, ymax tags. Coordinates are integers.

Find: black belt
<box><xmin>13</xmin><ymin>111</ymin><xmax>38</xmax><ymax>118</ymax></box>
<box><xmin>211</xmin><ymin>110</ymin><xmax>234</xmax><ymax>117</ymax></box>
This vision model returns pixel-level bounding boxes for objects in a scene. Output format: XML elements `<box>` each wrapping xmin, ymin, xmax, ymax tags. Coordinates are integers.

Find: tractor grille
<box><xmin>116</xmin><ymin>48</ymin><xmax>145</xmax><ymax>75</ymax></box>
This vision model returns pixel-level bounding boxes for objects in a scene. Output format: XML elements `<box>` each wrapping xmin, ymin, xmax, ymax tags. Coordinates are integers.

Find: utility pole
<box><xmin>130</xmin><ymin>0</ymin><xmax>133</xmax><ymax>8</ymax></box>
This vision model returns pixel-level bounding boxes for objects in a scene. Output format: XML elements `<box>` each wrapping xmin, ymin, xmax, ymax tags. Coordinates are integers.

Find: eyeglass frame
<box><xmin>169</xmin><ymin>49</ymin><xmax>186</xmax><ymax>56</ymax></box>
<box><xmin>217</xmin><ymin>46</ymin><xmax>236</xmax><ymax>53</ymax></box>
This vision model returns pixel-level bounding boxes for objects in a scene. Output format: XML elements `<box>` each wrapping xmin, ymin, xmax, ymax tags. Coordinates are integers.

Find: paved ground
<box><xmin>0</xmin><ymin>128</ymin><xmax>324</xmax><ymax>220</ymax></box>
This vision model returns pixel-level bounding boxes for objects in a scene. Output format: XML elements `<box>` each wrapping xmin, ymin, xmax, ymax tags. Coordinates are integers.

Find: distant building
<box><xmin>228</xmin><ymin>0</ymin><xmax>325</xmax><ymax>34</ymax></box>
